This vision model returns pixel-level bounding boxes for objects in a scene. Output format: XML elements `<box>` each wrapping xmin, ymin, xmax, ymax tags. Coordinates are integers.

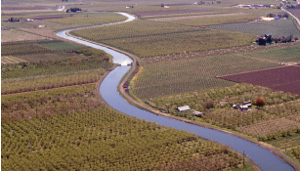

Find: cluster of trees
<box><xmin>267</xmin><ymin>13</ymin><xmax>289</xmax><ymax>18</ymax></box>
<box><xmin>257</xmin><ymin>34</ymin><xmax>298</xmax><ymax>45</ymax></box>
<box><xmin>2</xmin><ymin>83</ymin><xmax>246</xmax><ymax>170</ymax></box>
<box><xmin>1</xmin><ymin>84</ymin><xmax>100</xmax><ymax>122</ymax></box>
<box><xmin>66</xmin><ymin>8</ymin><xmax>82</xmax><ymax>13</ymax></box>
<box><xmin>292</xmin><ymin>147</ymin><xmax>300</xmax><ymax>160</ymax></box>
<box><xmin>6</xmin><ymin>17</ymin><xmax>20</xmax><ymax>22</ymax></box>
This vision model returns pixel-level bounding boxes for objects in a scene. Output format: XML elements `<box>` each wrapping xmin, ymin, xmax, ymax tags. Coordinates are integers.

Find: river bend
<box><xmin>57</xmin><ymin>12</ymin><xmax>294</xmax><ymax>171</ymax></box>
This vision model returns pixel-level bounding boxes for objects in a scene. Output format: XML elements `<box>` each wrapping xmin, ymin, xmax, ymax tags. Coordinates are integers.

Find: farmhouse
<box><xmin>178</xmin><ymin>105</ymin><xmax>190</xmax><ymax>112</ymax></box>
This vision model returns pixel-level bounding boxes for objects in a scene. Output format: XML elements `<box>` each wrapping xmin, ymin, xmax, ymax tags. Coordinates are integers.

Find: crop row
<box><xmin>2</xmin><ymin>43</ymin><xmax>53</xmax><ymax>56</ymax></box>
<box><xmin>131</xmin><ymin>54</ymin><xmax>279</xmax><ymax>99</ymax></box>
<box><xmin>146</xmin><ymin>81</ymin><xmax>299</xmax><ymax>141</ymax></box>
<box><xmin>164</xmin><ymin>14</ymin><xmax>260</xmax><ymax>26</ymax></box>
<box><xmin>48</xmin><ymin>12</ymin><xmax>127</xmax><ymax>26</ymax></box>
<box><xmin>72</xmin><ymin>20</ymin><xmax>200</xmax><ymax>41</ymax></box>
<box><xmin>2</xmin><ymin>47</ymin><xmax>112</xmax><ymax>80</ymax></box>
<box><xmin>236</xmin><ymin>118</ymin><xmax>300</xmax><ymax>141</ymax></box>
<box><xmin>1</xmin><ymin>70</ymin><xmax>105</xmax><ymax>95</ymax></box>
<box><xmin>1</xmin><ymin>85</ymin><xmax>245</xmax><ymax>170</ymax></box>
<box><xmin>72</xmin><ymin>20</ymin><xmax>256</xmax><ymax>57</ymax></box>
<box><xmin>209</xmin><ymin>19</ymin><xmax>300</xmax><ymax>37</ymax></box>
<box><xmin>149</xmin><ymin>83</ymin><xmax>297</xmax><ymax>113</ymax></box>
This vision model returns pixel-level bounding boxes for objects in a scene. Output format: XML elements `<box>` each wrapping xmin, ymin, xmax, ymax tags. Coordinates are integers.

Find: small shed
<box><xmin>193</xmin><ymin>110</ymin><xmax>203</xmax><ymax>117</ymax></box>
<box><xmin>178</xmin><ymin>105</ymin><xmax>190</xmax><ymax>112</ymax></box>
<box><xmin>240</xmin><ymin>105</ymin><xmax>249</xmax><ymax>111</ymax></box>
<box><xmin>242</xmin><ymin>101</ymin><xmax>252</xmax><ymax>108</ymax></box>
<box><xmin>232</xmin><ymin>104</ymin><xmax>238</xmax><ymax>109</ymax></box>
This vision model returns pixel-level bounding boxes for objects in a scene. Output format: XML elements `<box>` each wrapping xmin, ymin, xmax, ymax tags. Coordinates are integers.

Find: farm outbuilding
<box><xmin>193</xmin><ymin>110</ymin><xmax>203</xmax><ymax>117</ymax></box>
<box><xmin>178</xmin><ymin>105</ymin><xmax>190</xmax><ymax>112</ymax></box>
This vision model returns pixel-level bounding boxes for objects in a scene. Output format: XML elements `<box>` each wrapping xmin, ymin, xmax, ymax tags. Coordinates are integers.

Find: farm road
<box><xmin>281</xmin><ymin>7</ymin><xmax>300</xmax><ymax>28</ymax></box>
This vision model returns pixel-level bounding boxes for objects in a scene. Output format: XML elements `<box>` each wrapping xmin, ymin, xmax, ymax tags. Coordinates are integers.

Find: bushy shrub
<box><xmin>254</xmin><ymin>97</ymin><xmax>265</xmax><ymax>107</ymax></box>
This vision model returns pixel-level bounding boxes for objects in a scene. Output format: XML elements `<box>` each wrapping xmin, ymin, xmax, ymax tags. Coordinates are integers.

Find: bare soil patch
<box><xmin>219</xmin><ymin>65</ymin><xmax>300</xmax><ymax>96</ymax></box>
<box><xmin>1</xmin><ymin>56</ymin><xmax>27</xmax><ymax>65</ymax></box>
<box><xmin>148</xmin><ymin>13</ymin><xmax>245</xmax><ymax>21</ymax></box>
<box><xmin>1</xmin><ymin>29</ymin><xmax>47</xmax><ymax>42</ymax></box>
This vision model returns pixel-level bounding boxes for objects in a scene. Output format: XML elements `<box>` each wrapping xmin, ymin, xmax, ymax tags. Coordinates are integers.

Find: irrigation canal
<box><xmin>57</xmin><ymin>12</ymin><xmax>295</xmax><ymax>171</ymax></box>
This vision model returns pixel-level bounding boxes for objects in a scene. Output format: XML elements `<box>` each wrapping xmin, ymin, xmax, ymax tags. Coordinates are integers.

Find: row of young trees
<box><xmin>149</xmin><ymin>84</ymin><xmax>299</xmax><ymax>141</ymax></box>
<box><xmin>2</xmin><ymin>84</ymin><xmax>246</xmax><ymax>170</ymax></box>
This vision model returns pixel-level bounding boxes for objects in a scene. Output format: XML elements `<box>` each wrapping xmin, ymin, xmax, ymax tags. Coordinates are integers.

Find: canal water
<box><xmin>57</xmin><ymin>12</ymin><xmax>294</xmax><ymax>171</ymax></box>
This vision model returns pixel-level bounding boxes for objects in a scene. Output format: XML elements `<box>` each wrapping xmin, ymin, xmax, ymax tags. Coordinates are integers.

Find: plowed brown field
<box><xmin>219</xmin><ymin>65</ymin><xmax>300</xmax><ymax>96</ymax></box>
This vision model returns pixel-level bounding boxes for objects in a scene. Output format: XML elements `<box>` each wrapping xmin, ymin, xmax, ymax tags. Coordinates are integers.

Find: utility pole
<box><xmin>285</xmin><ymin>139</ymin><xmax>287</xmax><ymax>153</ymax></box>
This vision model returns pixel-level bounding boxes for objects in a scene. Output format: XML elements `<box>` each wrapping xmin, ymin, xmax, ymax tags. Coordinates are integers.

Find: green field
<box><xmin>268</xmin><ymin>134</ymin><xmax>300</xmax><ymax>161</ymax></box>
<box><xmin>160</xmin><ymin>14</ymin><xmax>261</xmax><ymax>26</ymax></box>
<box><xmin>1</xmin><ymin>41</ymin><xmax>113</xmax><ymax>94</ymax></box>
<box><xmin>147</xmin><ymin>82</ymin><xmax>300</xmax><ymax>160</ymax></box>
<box><xmin>2</xmin><ymin>0</ymin><xmax>299</xmax><ymax>168</ymax></box>
<box><xmin>1</xmin><ymin>84</ymin><xmax>251</xmax><ymax>170</ymax></box>
<box><xmin>209</xmin><ymin>19</ymin><xmax>300</xmax><ymax>37</ymax></box>
<box><xmin>38</xmin><ymin>41</ymin><xmax>83</xmax><ymax>50</ymax></box>
<box><xmin>241</xmin><ymin>45</ymin><xmax>300</xmax><ymax>63</ymax></box>
<box><xmin>72</xmin><ymin>20</ymin><xmax>256</xmax><ymax>57</ymax></box>
<box><xmin>47</xmin><ymin>12</ymin><xmax>127</xmax><ymax>25</ymax></box>
<box><xmin>131</xmin><ymin>53</ymin><xmax>279</xmax><ymax>99</ymax></box>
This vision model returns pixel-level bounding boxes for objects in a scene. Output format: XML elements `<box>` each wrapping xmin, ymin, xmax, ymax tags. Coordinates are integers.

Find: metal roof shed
<box><xmin>178</xmin><ymin>105</ymin><xmax>191</xmax><ymax>112</ymax></box>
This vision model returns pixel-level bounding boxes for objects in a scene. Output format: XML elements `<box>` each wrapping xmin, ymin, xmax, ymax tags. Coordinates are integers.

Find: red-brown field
<box><xmin>219</xmin><ymin>65</ymin><xmax>300</xmax><ymax>96</ymax></box>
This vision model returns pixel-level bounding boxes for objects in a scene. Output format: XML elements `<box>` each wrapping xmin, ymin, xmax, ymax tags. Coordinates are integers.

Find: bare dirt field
<box><xmin>1</xmin><ymin>29</ymin><xmax>47</xmax><ymax>42</ymax></box>
<box><xmin>219</xmin><ymin>65</ymin><xmax>300</xmax><ymax>96</ymax></box>
<box><xmin>1</xmin><ymin>56</ymin><xmax>27</xmax><ymax>65</ymax></box>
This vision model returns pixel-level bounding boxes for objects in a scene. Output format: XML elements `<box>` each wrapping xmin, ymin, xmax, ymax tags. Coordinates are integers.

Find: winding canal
<box><xmin>57</xmin><ymin>12</ymin><xmax>295</xmax><ymax>171</ymax></box>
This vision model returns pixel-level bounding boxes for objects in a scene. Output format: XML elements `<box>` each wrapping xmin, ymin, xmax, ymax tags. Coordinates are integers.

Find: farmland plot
<box><xmin>47</xmin><ymin>13</ymin><xmax>127</xmax><ymax>25</ymax></box>
<box><xmin>131</xmin><ymin>54</ymin><xmax>279</xmax><ymax>99</ymax></box>
<box><xmin>1</xmin><ymin>29</ymin><xmax>46</xmax><ymax>42</ymax></box>
<box><xmin>209</xmin><ymin>19</ymin><xmax>300</xmax><ymax>37</ymax></box>
<box><xmin>1</xmin><ymin>56</ymin><xmax>27</xmax><ymax>65</ymax></box>
<box><xmin>1</xmin><ymin>84</ymin><xmax>249</xmax><ymax>170</ymax></box>
<box><xmin>158</xmin><ymin>13</ymin><xmax>260</xmax><ymax>26</ymax></box>
<box><xmin>219</xmin><ymin>65</ymin><xmax>300</xmax><ymax>96</ymax></box>
<box><xmin>73</xmin><ymin>20</ymin><xmax>256</xmax><ymax>57</ymax></box>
